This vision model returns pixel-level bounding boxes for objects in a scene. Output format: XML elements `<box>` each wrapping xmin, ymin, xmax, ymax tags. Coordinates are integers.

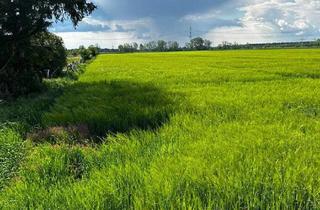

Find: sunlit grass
<box><xmin>1</xmin><ymin>49</ymin><xmax>320</xmax><ymax>209</ymax></box>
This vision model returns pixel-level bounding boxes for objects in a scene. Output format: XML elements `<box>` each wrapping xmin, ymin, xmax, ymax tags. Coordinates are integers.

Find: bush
<box><xmin>88</xmin><ymin>45</ymin><xmax>100</xmax><ymax>57</ymax></box>
<box><xmin>79</xmin><ymin>45</ymin><xmax>99</xmax><ymax>62</ymax></box>
<box><xmin>79</xmin><ymin>46</ymin><xmax>91</xmax><ymax>62</ymax></box>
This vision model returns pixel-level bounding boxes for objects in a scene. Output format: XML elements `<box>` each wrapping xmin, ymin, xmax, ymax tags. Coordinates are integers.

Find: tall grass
<box><xmin>1</xmin><ymin>49</ymin><xmax>320</xmax><ymax>209</ymax></box>
<box><xmin>0</xmin><ymin>128</ymin><xmax>24</xmax><ymax>190</ymax></box>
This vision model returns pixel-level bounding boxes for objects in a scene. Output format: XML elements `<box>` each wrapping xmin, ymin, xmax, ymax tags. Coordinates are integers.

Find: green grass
<box><xmin>0</xmin><ymin>128</ymin><xmax>25</xmax><ymax>190</ymax></box>
<box><xmin>43</xmin><ymin>81</ymin><xmax>178</xmax><ymax>137</ymax></box>
<box><xmin>1</xmin><ymin>49</ymin><xmax>320</xmax><ymax>209</ymax></box>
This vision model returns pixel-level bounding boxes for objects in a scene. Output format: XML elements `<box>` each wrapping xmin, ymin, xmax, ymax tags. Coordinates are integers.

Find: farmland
<box><xmin>1</xmin><ymin>49</ymin><xmax>320</xmax><ymax>209</ymax></box>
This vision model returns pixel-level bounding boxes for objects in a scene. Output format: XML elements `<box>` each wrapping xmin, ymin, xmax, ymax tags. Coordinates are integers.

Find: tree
<box><xmin>204</xmin><ymin>39</ymin><xmax>212</xmax><ymax>49</ymax></box>
<box><xmin>0</xmin><ymin>0</ymin><xmax>96</xmax><ymax>97</ymax></box>
<box><xmin>145</xmin><ymin>41</ymin><xmax>157</xmax><ymax>51</ymax></box>
<box><xmin>157</xmin><ymin>40</ymin><xmax>167</xmax><ymax>52</ymax></box>
<box><xmin>79</xmin><ymin>46</ymin><xmax>91</xmax><ymax>62</ymax></box>
<box><xmin>118</xmin><ymin>43</ymin><xmax>136</xmax><ymax>53</ymax></box>
<box><xmin>189</xmin><ymin>37</ymin><xmax>205</xmax><ymax>50</ymax></box>
<box><xmin>186</xmin><ymin>37</ymin><xmax>213</xmax><ymax>50</ymax></box>
<box><xmin>31</xmin><ymin>32</ymin><xmax>67</xmax><ymax>78</ymax></box>
<box><xmin>88</xmin><ymin>44</ymin><xmax>100</xmax><ymax>57</ymax></box>
<box><xmin>168</xmin><ymin>41</ymin><xmax>179</xmax><ymax>51</ymax></box>
<box><xmin>132</xmin><ymin>42</ymin><xmax>138</xmax><ymax>51</ymax></box>
<box><xmin>185</xmin><ymin>42</ymin><xmax>192</xmax><ymax>50</ymax></box>
<box><xmin>219</xmin><ymin>41</ymin><xmax>232</xmax><ymax>50</ymax></box>
<box><xmin>139</xmin><ymin>44</ymin><xmax>145</xmax><ymax>51</ymax></box>
<box><xmin>118</xmin><ymin>45</ymin><xmax>124</xmax><ymax>53</ymax></box>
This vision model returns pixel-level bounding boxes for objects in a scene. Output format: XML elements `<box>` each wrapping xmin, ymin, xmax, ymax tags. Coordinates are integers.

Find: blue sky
<box><xmin>51</xmin><ymin>0</ymin><xmax>320</xmax><ymax>49</ymax></box>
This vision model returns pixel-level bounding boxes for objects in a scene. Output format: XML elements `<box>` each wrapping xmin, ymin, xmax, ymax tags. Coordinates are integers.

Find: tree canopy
<box><xmin>0</xmin><ymin>0</ymin><xmax>96</xmax><ymax>40</ymax></box>
<box><xmin>188</xmin><ymin>37</ymin><xmax>212</xmax><ymax>50</ymax></box>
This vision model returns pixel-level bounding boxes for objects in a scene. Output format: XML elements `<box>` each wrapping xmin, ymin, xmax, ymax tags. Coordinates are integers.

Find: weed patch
<box><xmin>27</xmin><ymin>124</ymin><xmax>90</xmax><ymax>145</ymax></box>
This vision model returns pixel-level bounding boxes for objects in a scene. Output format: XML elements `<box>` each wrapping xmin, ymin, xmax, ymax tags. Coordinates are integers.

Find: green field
<box><xmin>1</xmin><ymin>49</ymin><xmax>320</xmax><ymax>209</ymax></box>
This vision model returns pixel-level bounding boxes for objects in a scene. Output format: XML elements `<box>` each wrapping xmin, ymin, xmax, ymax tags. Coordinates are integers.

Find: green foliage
<box><xmin>64</xmin><ymin>62</ymin><xmax>86</xmax><ymax>81</ymax></box>
<box><xmin>79</xmin><ymin>45</ymin><xmax>99</xmax><ymax>62</ymax></box>
<box><xmin>217</xmin><ymin>40</ymin><xmax>320</xmax><ymax>50</ymax></box>
<box><xmin>187</xmin><ymin>37</ymin><xmax>212</xmax><ymax>50</ymax></box>
<box><xmin>1</xmin><ymin>50</ymin><xmax>320</xmax><ymax>208</ymax></box>
<box><xmin>78</xmin><ymin>46</ymin><xmax>91</xmax><ymax>62</ymax></box>
<box><xmin>157</xmin><ymin>40</ymin><xmax>167</xmax><ymax>52</ymax></box>
<box><xmin>22</xmin><ymin>146</ymin><xmax>91</xmax><ymax>184</ymax></box>
<box><xmin>116</xmin><ymin>38</ymin><xmax>320</xmax><ymax>54</ymax></box>
<box><xmin>0</xmin><ymin>128</ymin><xmax>25</xmax><ymax>189</ymax></box>
<box><xmin>120</xmin><ymin>40</ymin><xmax>180</xmax><ymax>52</ymax></box>
<box><xmin>0</xmin><ymin>0</ymin><xmax>96</xmax><ymax>97</ymax></box>
<box><xmin>118</xmin><ymin>43</ymin><xmax>139</xmax><ymax>53</ymax></box>
<box><xmin>0</xmin><ymin>79</ymin><xmax>71</xmax><ymax>189</ymax></box>
<box><xmin>167</xmin><ymin>41</ymin><xmax>180</xmax><ymax>51</ymax></box>
<box><xmin>88</xmin><ymin>45</ymin><xmax>100</xmax><ymax>57</ymax></box>
<box><xmin>31</xmin><ymin>32</ymin><xmax>67</xmax><ymax>78</ymax></box>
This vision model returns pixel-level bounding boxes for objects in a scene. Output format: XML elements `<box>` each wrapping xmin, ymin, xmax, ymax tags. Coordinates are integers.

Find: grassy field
<box><xmin>1</xmin><ymin>49</ymin><xmax>320</xmax><ymax>209</ymax></box>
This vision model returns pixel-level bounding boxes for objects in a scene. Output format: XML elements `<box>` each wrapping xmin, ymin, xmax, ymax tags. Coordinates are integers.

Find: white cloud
<box><xmin>205</xmin><ymin>0</ymin><xmax>320</xmax><ymax>45</ymax></box>
<box><xmin>181</xmin><ymin>10</ymin><xmax>221</xmax><ymax>22</ymax></box>
<box><xmin>55</xmin><ymin>17</ymin><xmax>154</xmax><ymax>49</ymax></box>
<box><xmin>55</xmin><ymin>31</ymin><xmax>145</xmax><ymax>49</ymax></box>
<box><xmin>205</xmin><ymin>21</ymin><xmax>281</xmax><ymax>45</ymax></box>
<box><xmin>82</xmin><ymin>17</ymin><xmax>153</xmax><ymax>32</ymax></box>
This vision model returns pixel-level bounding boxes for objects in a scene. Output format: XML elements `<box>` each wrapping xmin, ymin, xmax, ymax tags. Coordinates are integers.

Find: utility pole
<box><xmin>189</xmin><ymin>26</ymin><xmax>192</xmax><ymax>40</ymax></box>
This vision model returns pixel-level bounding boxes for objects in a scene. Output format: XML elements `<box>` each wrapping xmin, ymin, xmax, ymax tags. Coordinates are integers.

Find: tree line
<box><xmin>118</xmin><ymin>37</ymin><xmax>212</xmax><ymax>53</ymax></box>
<box><xmin>216</xmin><ymin>40</ymin><xmax>320</xmax><ymax>50</ymax></box>
<box><xmin>116</xmin><ymin>38</ymin><xmax>320</xmax><ymax>53</ymax></box>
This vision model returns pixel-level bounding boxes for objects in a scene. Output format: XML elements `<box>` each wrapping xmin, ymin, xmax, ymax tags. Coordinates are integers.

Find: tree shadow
<box><xmin>42</xmin><ymin>81</ymin><xmax>178</xmax><ymax>139</ymax></box>
<box><xmin>0</xmin><ymin>80</ymin><xmax>68</xmax><ymax>132</ymax></box>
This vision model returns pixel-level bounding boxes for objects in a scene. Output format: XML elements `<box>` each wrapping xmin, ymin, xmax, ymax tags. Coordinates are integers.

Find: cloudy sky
<box><xmin>51</xmin><ymin>0</ymin><xmax>320</xmax><ymax>49</ymax></box>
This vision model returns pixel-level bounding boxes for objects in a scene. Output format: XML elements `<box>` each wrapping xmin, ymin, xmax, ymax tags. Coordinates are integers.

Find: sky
<box><xmin>51</xmin><ymin>0</ymin><xmax>320</xmax><ymax>49</ymax></box>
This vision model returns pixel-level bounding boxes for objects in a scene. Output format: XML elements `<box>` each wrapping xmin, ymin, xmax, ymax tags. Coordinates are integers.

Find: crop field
<box><xmin>1</xmin><ymin>49</ymin><xmax>320</xmax><ymax>209</ymax></box>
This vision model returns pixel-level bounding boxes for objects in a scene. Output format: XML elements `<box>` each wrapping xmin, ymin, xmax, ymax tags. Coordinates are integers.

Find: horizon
<box><xmin>67</xmin><ymin>39</ymin><xmax>320</xmax><ymax>50</ymax></box>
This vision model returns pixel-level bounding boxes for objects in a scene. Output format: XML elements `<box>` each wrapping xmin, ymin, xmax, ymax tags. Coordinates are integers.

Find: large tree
<box><xmin>0</xmin><ymin>0</ymin><xmax>96</xmax><ymax>97</ymax></box>
<box><xmin>189</xmin><ymin>37</ymin><xmax>205</xmax><ymax>50</ymax></box>
<box><xmin>157</xmin><ymin>40</ymin><xmax>167</xmax><ymax>52</ymax></box>
<box><xmin>187</xmin><ymin>37</ymin><xmax>212</xmax><ymax>50</ymax></box>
